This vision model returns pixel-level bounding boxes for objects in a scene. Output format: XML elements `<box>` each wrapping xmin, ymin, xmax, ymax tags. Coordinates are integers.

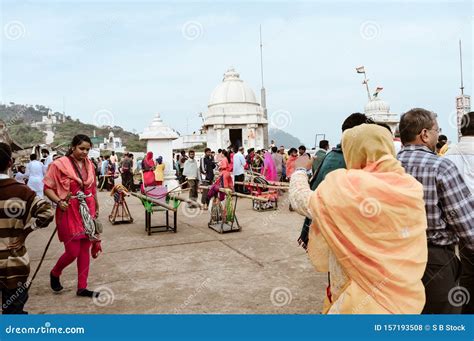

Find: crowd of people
<box><xmin>289</xmin><ymin>109</ymin><xmax>473</xmax><ymax>314</ymax></box>
<box><xmin>0</xmin><ymin>108</ymin><xmax>472</xmax><ymax>315</ymax></box>
<box><xmin>169</xmin><ymin>141</ymin><xmax>332</xmax><ymax>208</ymax></box>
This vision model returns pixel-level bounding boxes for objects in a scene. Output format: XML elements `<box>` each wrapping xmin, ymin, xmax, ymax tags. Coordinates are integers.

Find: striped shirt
<box><xmin>0</xmin><ymin>178</ymin><xmax>54</xmax><ymax>289</ymax></box>
<box><xmin>397</xmin><ymin>144</ymin><xmax>474</xmax><ymax>250</ymax></box>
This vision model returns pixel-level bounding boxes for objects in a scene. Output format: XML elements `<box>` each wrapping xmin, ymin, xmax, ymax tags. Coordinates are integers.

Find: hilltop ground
<box><xmin>25</xmin><ymin>191</ymin><xmax>325</xmax><ymax>314</ymax></box>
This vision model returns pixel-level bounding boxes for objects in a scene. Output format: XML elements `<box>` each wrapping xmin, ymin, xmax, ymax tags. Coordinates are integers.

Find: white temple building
<box><xmin>99</xmin><ymin>131</ymin><xmax>126</xmax><ymax>153</ymax></box>
<box><xmin>31</xmin><ymin>109</ymin><xmax>66</xmax><ymax>129</ymax></box>
<box><xmin>140</xmin><ymin>113</ymin><xmax>179</xmax><ymax>188</ymax></box>
<box><xmin>364</xmin><ymin>97</ymin><xmax>399</xmax><ymax>135</ymax></box>
<box><xmin>202</xmin><ymin>68</ymin><xmax>268</xmax><ymax>151</ymax></box>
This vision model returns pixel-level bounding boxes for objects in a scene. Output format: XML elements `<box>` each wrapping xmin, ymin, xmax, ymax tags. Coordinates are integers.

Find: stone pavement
<box><xmin>25</xmin><ymin>191</ymin><xmax>325</xmax><ymax>314</ymax></box>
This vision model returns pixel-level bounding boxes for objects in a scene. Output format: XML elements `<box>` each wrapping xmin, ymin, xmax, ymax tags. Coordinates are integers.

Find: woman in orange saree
<box><xmin>289</xmin><ymin>124</ymin><xmax>428</xmax><ymax>314</ymax></box>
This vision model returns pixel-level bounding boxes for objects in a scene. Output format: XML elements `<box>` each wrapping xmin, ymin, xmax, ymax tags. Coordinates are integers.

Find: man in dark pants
<box><xmin>398</xmin><ymin>108</ymin><xmax>474</xmax><ymax>314</ymax></box>
<box><xmin>200</xmin><ymin>148</ymin><xmax>215</xmax><ymax>210</ymax></box>
<box><xmin>233</xmin><ymin>146</ymin><xmax>246</xmax><ymax>193</ymax></box>
<box><xmin>119</xmin><ymin>153</ymin><xmax>133</xmax><ymax>191</ymax></box>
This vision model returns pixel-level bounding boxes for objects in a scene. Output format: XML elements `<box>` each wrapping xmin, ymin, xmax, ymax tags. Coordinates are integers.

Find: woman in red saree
<box><xmin>44</xmin><ymin>134</ymin><xmax>102</xmax><ymax>298</ymax></box>
<box><xmin>142</xmin><ymin>151</ymin><xmax>156</xmax><ymax>187</ymax></box>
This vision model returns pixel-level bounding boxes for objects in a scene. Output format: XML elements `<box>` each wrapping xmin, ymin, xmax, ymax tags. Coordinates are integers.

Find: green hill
<box><xmin>53</xmin><ymin>120</ymin><xmax>146</xmax><ymax>152</ymax></box>
<box><xmin>269</xmin><ymin>128</ymin><xmax>303</xmax><ymax>148</ymax></box>
<box><xmin>0</xmin><ymin>103</ymin><xmax>146</xmax><ymax>152</ymax></box>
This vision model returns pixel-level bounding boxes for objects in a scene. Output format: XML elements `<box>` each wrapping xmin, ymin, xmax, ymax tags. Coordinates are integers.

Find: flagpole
<box><xmin>259</xmin><ymin>24</ymin><xmax>269</xmax><ymax>148</ymax></box>
<box><xmin>260</xmin><ymin>25</ymin><xmax>264</xmax><ymax>89</ymax></box>
<box><xmin>363</xmin><ymin>72</ymin><xmax>371</xmax><ymax>101</ymax></box>
<box><xmin>458</xmin><ymin>39</ymin><xmax>465</xmax><ymax>142</ymax></box>
<box><xmin>459</xmin><ymin>39</ymin><xmax>464</xmax><ymax>96</ymax></box>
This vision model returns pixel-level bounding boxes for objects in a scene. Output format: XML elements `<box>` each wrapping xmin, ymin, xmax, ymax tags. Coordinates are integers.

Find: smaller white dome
<box><xmin>140</xmin><ymin>113</ymin><xmax>179</xmax><ymax>140</ymax></box>
<box><xmin>208</xmin><ymin>68</ymin><xmax>258</xmax><ymax>107</ymax></box>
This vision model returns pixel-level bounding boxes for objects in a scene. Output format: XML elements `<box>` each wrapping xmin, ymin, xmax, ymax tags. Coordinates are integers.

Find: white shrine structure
<box><xmin>140</xmin><ymin>113</ymin><xmax>179</xmax><ymax>188</ymax></box>
<box><xmin>202</xmin><ymin>68</ymin><xmax>268</xmax><ymax>151</ymax></box>
<box><xmin>364</xmin><ymin>97</ymin><xmax>399</xmax><ymax>135</ymax></box>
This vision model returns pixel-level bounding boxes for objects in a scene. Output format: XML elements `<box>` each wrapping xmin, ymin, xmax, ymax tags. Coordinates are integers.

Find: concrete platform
<box><xmin>25</xmin><ymin>191</ymin><xmax>326</xmax><ymax>314</ymax></box>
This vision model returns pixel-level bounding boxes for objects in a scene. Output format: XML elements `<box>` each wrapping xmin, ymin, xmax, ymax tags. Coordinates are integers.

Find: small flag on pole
<box><xmin>356</xmin><ymin>66</ymin><xmax>365</xmax><ymax>73</ymax></box>
<box><xmin>373</xmin><ymin>86</ymin><xmax>383</xmax><ymax>97</ymax></box>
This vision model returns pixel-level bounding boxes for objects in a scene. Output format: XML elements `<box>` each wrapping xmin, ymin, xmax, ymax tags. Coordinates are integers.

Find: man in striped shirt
<box><xmin>0</xmin><ymin>142</ymin><xmax>54</xmax><ymax>314</ymax></box>
<box><xmin>397</xmin><ymin>108</ymin><xmax>474</xmax><ymax>314</ymax></box>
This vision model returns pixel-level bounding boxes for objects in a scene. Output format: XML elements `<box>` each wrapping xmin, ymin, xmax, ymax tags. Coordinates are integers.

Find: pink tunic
<box><xmin>46</xmin><ymin>165</ymin><xmax>97</xmax><ymax>242</ymax></box>
<box><xmin>219</xmin><ymin>158</ymin><xmax>233</xmax><ymax>189</ymax></box>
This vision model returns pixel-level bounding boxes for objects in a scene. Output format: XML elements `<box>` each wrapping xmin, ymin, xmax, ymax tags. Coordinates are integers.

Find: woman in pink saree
<box><xmin>261</xmin><ymin>151</ymin><xmax>278</xmax><ymax>182</ymax></box>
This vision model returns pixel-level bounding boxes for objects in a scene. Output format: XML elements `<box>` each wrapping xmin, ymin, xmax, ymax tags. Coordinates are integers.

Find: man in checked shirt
<box><xmin>398</xmin><ymin>108</ymin><xmax>474</xmax><ymax>314</ymax></box>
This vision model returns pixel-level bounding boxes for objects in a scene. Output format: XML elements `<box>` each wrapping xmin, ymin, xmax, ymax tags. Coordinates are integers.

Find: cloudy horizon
<box><xmin>1</xmin><ymin>0</ymin><xmax>472</xmax><ymax>147</ymax></box>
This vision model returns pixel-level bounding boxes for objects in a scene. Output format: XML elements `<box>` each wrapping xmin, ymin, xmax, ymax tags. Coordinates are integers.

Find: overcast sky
<box><xmin>1</xmin><ymin>0</ymin><xmax>472</xmax><ymax>147</ymax></box>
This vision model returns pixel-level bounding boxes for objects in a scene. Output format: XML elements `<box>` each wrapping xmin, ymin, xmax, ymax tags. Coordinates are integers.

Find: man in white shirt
<box><xmin>444</xmin><ymin>111</ymin><xmax>474</xmax><ymax>314</ymax></box>
<box><xmin>25</xmin><ymin>154</ymin><xmax>46</xmax><ymax>198</ymax></box>
<box><xmin>109</xmin><ymin>151</ymin><xmax>118</xmax><ymax>165</ymax></box>
<box><xmin>183</xmin><ymin>150</ymin><xmax>200</xmax><ymax>203</ymax></box>
<box><xmin>233</xmin><ymin>146</ymin><xmax>246</xmax><ymax>193</ymax></box>
<box><xmin>445</xmin><ymin>112</ymin><xmax>474</xmax><ymax>192</ymax></box>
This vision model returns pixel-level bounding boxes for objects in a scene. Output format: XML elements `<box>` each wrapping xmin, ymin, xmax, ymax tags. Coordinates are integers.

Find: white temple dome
<box><xmin>208</xmin><ymin>68</ymin><xmax>258</xmax><ymax>107</ymax></box>
<box><xmin>364</xmin><ymin>98</ymin><xmax>390</xmax><ymax>115</ymax></box>
<box><xmin>363</xmin><ymin>97</ymin><xmax>399</xmax><ymax>135</ymax></box>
